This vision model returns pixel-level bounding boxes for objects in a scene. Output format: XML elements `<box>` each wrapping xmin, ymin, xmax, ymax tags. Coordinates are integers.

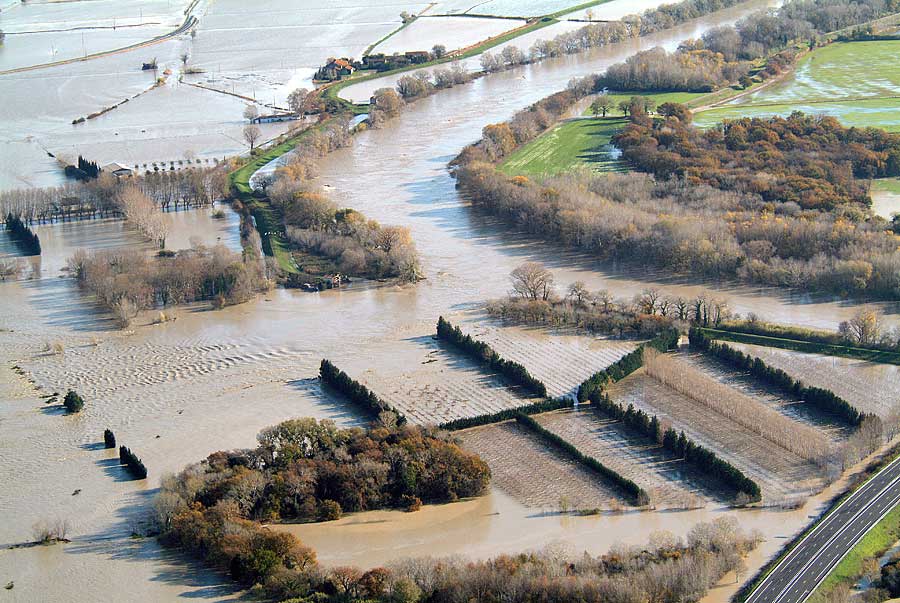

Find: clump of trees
<box><xmin>63</xmin><ymin>390</ymin><xmax>85</xmax><ymax>413</ymax></box>
<box><xmin>5</xmin><ymin>213</ymin><xmax>41</xmax><ymax>255</ymax></box>
<box><xmin>120</xmin><ymin>446</ymin><xmax>147</xmax><ymax>479</ymax></box>
<box><xmin>104</xmin><ymin>429</ymin><xmax>116</xmax><ymax>449</ymax></box>
<box><xmin>689</xmin><ymin>327</ymin><xmax>868</xmax><ymax>426</ymax></box>
<box><xmin>319</xmin><ymin>359</ymin><xmax>406</xmax><ymax>424</ymax></box>
<box><xmin>614</xmin><ymin>111</ymin><xmax>900</xmax><ymax>210</ymax></box>
<box><xmin>68</xmin><ymin>243</ymin><xmax>269</xmax><ymax>327</ymax></box>
<box><xmin>65</xmin><ymin>156</ymin><xmax>101</xmax><ymax>181</ymax></box>
<box><xmin>515</xmin><ymin>413</ymin><xmax>649</xmax><ymax>506</ymax></box>
<box><xmin>600</xmin><ymin>46</ymin><xmax>754</xmax><ymax>92</ymax></box>
<box><xmin>436</xmin><ymin>316</ymin><xmax>548</xmax><ymax>398</ymax></box>
<box><xmin>283</xmin><ymin>193</ymin><xmax>421</xmax><ymax>282</ymax></box>
<box><xmin>643</xmin><ymin>348</ymin><xmax>832</xmax><ymax>464</ymax></box>
<box><xmin>156</xmin><ymin>418</ymin><xmax>490</xmax><ymax>528</ymax></box>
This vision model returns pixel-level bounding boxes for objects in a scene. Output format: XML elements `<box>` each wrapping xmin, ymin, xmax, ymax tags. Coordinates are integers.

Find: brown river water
<box><xmin>2</xmin><ymin>1</ymin><xmax>898</xmax><ymax>600</ymax></box>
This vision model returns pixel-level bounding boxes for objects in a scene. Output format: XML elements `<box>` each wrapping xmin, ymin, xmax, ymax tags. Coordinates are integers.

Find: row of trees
<box><xmin>0</xmin><ymin>165</ymin><xmax>228</xmax><ymax>225</ymax></box>
<box><xmin>515</xmin><ymin>413</ymin><xmax>649</xmax><ymax>506</ymax></box>
<box><xmin>590</xmin><ymin>392</ymin><xmax>761</xmax><ymax>503</ymax></box>
<box><xmin>69</xmin><ymin>243</ymin><xmax>269</xmax><ymax>327</ymax></box>
<box><xmin>120</xmin><ymin>446</ymin><xmax>147</xmax><ymax>479</ymax></box>
<box><xmin>438</xmin><ymin>398</ymin><xmax>571</xmax><ymax>431</ymax></box>
<box><xmin>436</xmin><ymin>316</ymin><xmax>548</xmax><ymax>398</ymax></box>
<box><xmin>119</xmin><ymin>186</ymin><xmax>168</xmax><ymax>248</ymax></box>
<box><xmin>643</xmin><ymin>348</ymin><xmax>832</xmax><ymax>464</ymax></box>
<box><xmin>689</xmin><ymin>327</ymin><xmax>867</xmax><ymax>426</ymax></box>
<box><xmin>319</xmin><ymin>359</ymin><xmax>407</xmax><ymax>424</ymax></box>
<box><xmin>4</xmin><ymin>213</ymin><xmax>41</xmax><ymax>255</ymax></box>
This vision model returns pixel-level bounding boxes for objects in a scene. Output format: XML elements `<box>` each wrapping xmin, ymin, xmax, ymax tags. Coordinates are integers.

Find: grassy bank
<box><xmin>499</xmin><ymin>117</ymin><xmax>628</xmax><ymax>177</ymax></box>
<box><xmin>701</xmin><ymin>328</ymin><xmax>900</xmax><ymax>366</ymax></box>
<box><xmin>814</xmin><ymin>504</ymin><xmax>900</xmax><ymax>599</ymax></box>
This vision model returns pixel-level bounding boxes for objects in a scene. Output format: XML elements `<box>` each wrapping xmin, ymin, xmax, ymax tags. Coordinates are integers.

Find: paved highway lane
<box><xmin>746</xmin><ymin>455</ymin><xmax>900</xmax><ymax>603</ymax></box>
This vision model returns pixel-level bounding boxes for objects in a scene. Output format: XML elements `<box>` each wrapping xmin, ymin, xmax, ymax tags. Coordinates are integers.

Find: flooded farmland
<box><xmin>2</xmin><ymin>0</ymin><xmax>900</xmax><ymax>601</ymax></box>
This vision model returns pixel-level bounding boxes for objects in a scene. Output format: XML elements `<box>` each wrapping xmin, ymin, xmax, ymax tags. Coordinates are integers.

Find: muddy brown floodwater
<box><xmin>2</xmin><ymin>1</ymin><xmax>899</xmax><ymax>601</ymax></box>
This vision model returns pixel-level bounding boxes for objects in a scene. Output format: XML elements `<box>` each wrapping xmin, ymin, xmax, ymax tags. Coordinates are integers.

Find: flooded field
<box><xmin>373</xmin><ymin>16</ymin><xmax>526</xmax><ymax>55</ymax></box>
<box><xmin>727</xmin><ymin>342</ymin><xmax>900</xmax><ymax>419</ymax></box>
<box><xmin>3</xmin><ymin>0</ymin><xmax>900</xmax><ymax>600</ymax></box>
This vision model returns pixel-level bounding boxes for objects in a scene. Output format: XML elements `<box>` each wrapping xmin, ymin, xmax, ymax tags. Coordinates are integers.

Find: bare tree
<box><xmin>242</xmin><ymin>104</ymin><xmax>259</xmax><ymax>123</ymax></box>
<box><xmin>243</xmin><ymin>125</ymin><xmax>262</xmax><ymax>150</ymax></box>
<box><xmin>180</xmin><ymin>52</ymin><xmax>189</xmax><ymax>65</ymax></box>
<box><xmin>287</xmin><ymin>88</ymin><xmax>310</xmax><ymax>115</ymax></box>
<box><xmin>432</xmin><ymin>44</ymin><xmax>446</xmax><ymax>59</ymax></box>
<box><xmin>839</xmin><ymin>307</ymin><xmax>883</xmax><ymax>345</ymax></box>
<box><xmin>510</xmin><ymin>262</ymin><xmax>554</xmax><ymax>301</ymax></box>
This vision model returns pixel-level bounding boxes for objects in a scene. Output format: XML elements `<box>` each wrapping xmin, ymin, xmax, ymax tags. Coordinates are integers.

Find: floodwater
<box><xmin>373</xmin><ymin>16</ymin><xmax>526</xmax><ymax>55</ymax></box>
<box><xmin>2</xmin><ymin>0</ymin><xmax>898</xmax><ymax>601</ymax></box>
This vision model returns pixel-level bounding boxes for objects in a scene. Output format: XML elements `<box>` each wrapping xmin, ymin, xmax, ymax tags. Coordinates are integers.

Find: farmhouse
<box><xmin>101</xmin><ymin>162</ymin><xmax>134</xmax><ymax>178</ymax></box>
<box><xmin>317</xmin><ymin>57</ymin><xmax>355</xmax><ymax>81</ymax></box>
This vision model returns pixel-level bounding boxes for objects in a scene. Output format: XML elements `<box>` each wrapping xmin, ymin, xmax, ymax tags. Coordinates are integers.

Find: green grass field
<box><xmin>582</xmin><ymin>90</ymin><xmax>707</xmax><ymax>116</ymax></box>
<box><xmin>694</xmin><ymin>40</ymin><xmax>900</xmax><ymax>131</ymax></box>
<box><xmin>499</xmin><ymin>118</ymin><xmax>628</xmax><ymax>177</ymax></box>
<box><xmin>812</xmin><ymin>505</ymin><xmax>900</xmax><ymax>600</ymax></box>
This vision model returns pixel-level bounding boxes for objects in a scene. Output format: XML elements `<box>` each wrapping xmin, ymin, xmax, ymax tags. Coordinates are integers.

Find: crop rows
<box><xmin>728</xmin><ymin>342</ymin><xmax>900</xmax><ymax>419</ymax></box>
<box><xmin>463</xmin><ymin>324</ymin><xmax>640</xmax><ymax>398</ymax></box>
<box><xmin>534</xmin><ymin>409</ymin><xmax>711</xmax><ymax>508</ymax></box>
<box><xmin>607</xmin><ymin>373</ymin><xmax>827</xmax><ymax>502</ymax></box>
<box><xmin>456</xmin><ymin>421</ymin><xmax>622</xmax><ymax>510</ymax></box>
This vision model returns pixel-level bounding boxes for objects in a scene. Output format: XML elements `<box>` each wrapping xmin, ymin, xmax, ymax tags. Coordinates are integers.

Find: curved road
<box><xmin>747</xmin><ymin>454</ymin><xmax>900</xmax><ymax>603</ymax></box>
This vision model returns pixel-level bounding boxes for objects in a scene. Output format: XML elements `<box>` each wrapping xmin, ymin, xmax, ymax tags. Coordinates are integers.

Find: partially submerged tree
<box><xmin>510</xmin><ymin>262</ymin><xmax>555</xmax><ymax>301</ymax></box>
<box><xmin>243</xmin><ymin>124</ymin><xmax>261</xmax><ymax>150</ymax></box>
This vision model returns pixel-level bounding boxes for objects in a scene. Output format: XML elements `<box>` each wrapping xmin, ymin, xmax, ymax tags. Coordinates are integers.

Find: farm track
<box><xmin>728</xmin><ymin>342</ymin><xmax>900</xmax><ymax>420</ymax></box>
<box><xmin>457</xmin><ymin>420</ymin><xmax>623</xmax><ymax>509</ymax></box>
<box><xmin>535</xmin><ymin>409</ymin><xmax>713</xmax><ymax>507</ymax></box>
<box><xmin>608</xmin><ymin>372</ymin><xmax>828</xmax><ymax>502</ymax></box>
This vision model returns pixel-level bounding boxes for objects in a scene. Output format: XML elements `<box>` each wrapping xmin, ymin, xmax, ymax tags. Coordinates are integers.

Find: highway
<box><xmin>746</xmin><ymin>454</ymin><xmax>900</xmax><ymax>603</ymax></box>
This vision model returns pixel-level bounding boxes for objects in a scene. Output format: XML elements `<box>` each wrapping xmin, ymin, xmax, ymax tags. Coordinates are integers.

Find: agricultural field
<box><xmin>535</xmin><ymin>408</ymin><xmax>713</xmax><ymax>508</ymax></box>
<box><xmin>871</xmin><ymin>177</ymin><xmax>900</xmax><ymax>219</ymax></box>
<box><xmin>607</xmin><ymin>371</ymin><xmax>828</xmax><ymax>502</ymax></box>
<box><xmin>499</xmin><ymin>118</ymin><xmax>628</xmax><ymax>177</ymax></box>
<box><xmin>373</xmin><ymin>16</ymin><xmax>526</xmax><ymax>55</ymax></box>
<box><xmin>457</xmin><ymin>420</ymin><xmax>623</xmax><ymax>509</ymax></box>
<box><xmin>462</xmin><ymin>323</ymin><xmax>640</xmax><ymax>398</ymax></box>
<box><xmin>675</xmin><ymin>350</ymin><xmax>851</xmax><ymax>439</ymax></box>
<box><xmin>693</xmin><ymin>40</ymin><xmax>900</xmax><ymax>131</ymax></box>
<box><xmin>343</xmin><ymin>336</ymin><xmax>544</xmax><ymax>425</ymax></box>
<box><xmin>431</xmin><ymin>0</ymin><xmax>601</xmax><ymax>17</ymax></box>
<box><xmin>727</xmin><ymin>342</ymin><xmax>900</xmax><ymax>420</ymax></box>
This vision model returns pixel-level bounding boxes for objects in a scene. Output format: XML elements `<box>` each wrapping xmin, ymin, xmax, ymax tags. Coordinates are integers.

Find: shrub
<box><xmin>317</xmin><ymin>500</ymin><xmax>342</xmax><ymax>521</ymax></box>
<box><xmin>103</xmin><ymin>429</ymin><xmax>116</xmax><ymax>449</ymax></box>
<box><xmin>63</xmin><ymin>390</ymin><xmax>84</xmax><ymax>413</ymax></box>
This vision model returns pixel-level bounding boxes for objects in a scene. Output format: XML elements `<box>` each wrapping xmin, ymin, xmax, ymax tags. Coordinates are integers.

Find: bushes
<box><xmin>439</xmin><ymin>398</ymin><xmax>572</xmax><ymax>431</ymax></box>
<box><xmin>590</xmin><ymin>390</ymin><xmax>761</xmax><ymax>502</ymax></box>
<box><xmin>119</xmin><ymin>446</ymin><xmax>147</xmax><ymax>479</ymax></box>
<box><xmin>436</xmin><ymin>317</ymin><xmax>548</xmax><ymax>398</ymax></box>
<box><xmin>103</xmin><ymin>429</ymin><xmax>116</xmax><ymax>449</ymax></box>
<box><xmin>5</xmin><ymin>213</ymin><xmax>41</xmax><ymax>255</ymax></box>
<box><xmin>689</xmin><ymin>327</ymin><xmax>866</xmax><ymax>426</ymax></box>
<box><xmin>515</xmin><ymin>413</ymin><xmax>648</xmax><ymax>506</ymax></box>
<box><xmin>319</xmin><ymin>359</ymin><xmax>406</xmax><ymax>424</ymax></box>
<box><xmin>577</xmin><ymin>328</ymin><xmax>679</xmax><ymax>402</ymax></box>
<box><xmin>63</xmin><ymin>390</ymin><xmax>84</xmax><ymax>414</ymax></box>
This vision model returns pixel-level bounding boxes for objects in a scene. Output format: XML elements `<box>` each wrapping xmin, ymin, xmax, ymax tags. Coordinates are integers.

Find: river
<box><xmin>1</xmin><ymin>1</ymin><xmax>896</xmax><ymax>601</ymax></box>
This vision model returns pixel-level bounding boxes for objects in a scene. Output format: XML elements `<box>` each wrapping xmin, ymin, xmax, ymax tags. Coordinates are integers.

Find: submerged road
<box><xmin>747</xmin><ymin>454</ymin><xmax>900</xmax><ymax>603</ymax></box>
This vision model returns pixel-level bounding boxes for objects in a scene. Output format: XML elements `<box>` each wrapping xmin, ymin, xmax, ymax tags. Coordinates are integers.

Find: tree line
<box><xmin>120</xmin><ymin>446</ymin><xmax>147</xmax><ymax>479</ymax></box>
<box><xmin>590</xmin><ymin>392</ymin><xmax>761</xmax><ymax>503</ymax></box>
<box><xmin>319</xmin><ymin>359</ymin><xmax>407</xmax><ymax>424</ymax></box>
<box><xmin>515</xmin><ymin>412</ymin><xmax>649</xmax><ymax>506</ymax></box>
<box><xmin>436</xmin><ymin>316</ymin><xmax>548</xmax><ymax>398</ymax></box>
<box><xmin>689</xmin><ymin>327</ymin><xmax>868</xmax><ymax>426</ymax></box>
<box><xmin>577</xmin><ymin>327</ymin><xmax>680</xmax><ymax>402</ymax></box>
<box><xmin>438</xmin><ymin>398</ymin><xmax>572</xmax><ymax>431</ymax></box>
<box><xmin>4</xmin><ymin>213</ymin><xmax>41</xmax><ymax>256</ymax></box>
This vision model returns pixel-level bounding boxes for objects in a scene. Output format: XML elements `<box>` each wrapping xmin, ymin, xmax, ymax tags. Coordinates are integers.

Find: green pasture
<box><xmin>499</xmin><ymin>118</ymin><xmax>628</xmax><ymax>177</ymax></box>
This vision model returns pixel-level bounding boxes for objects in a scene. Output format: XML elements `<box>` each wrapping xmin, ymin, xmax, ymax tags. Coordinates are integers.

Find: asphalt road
<box><xmin>746</xmin><ymin>455</ymin><xmax>900</xmax><ymax>603</ymax></box>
